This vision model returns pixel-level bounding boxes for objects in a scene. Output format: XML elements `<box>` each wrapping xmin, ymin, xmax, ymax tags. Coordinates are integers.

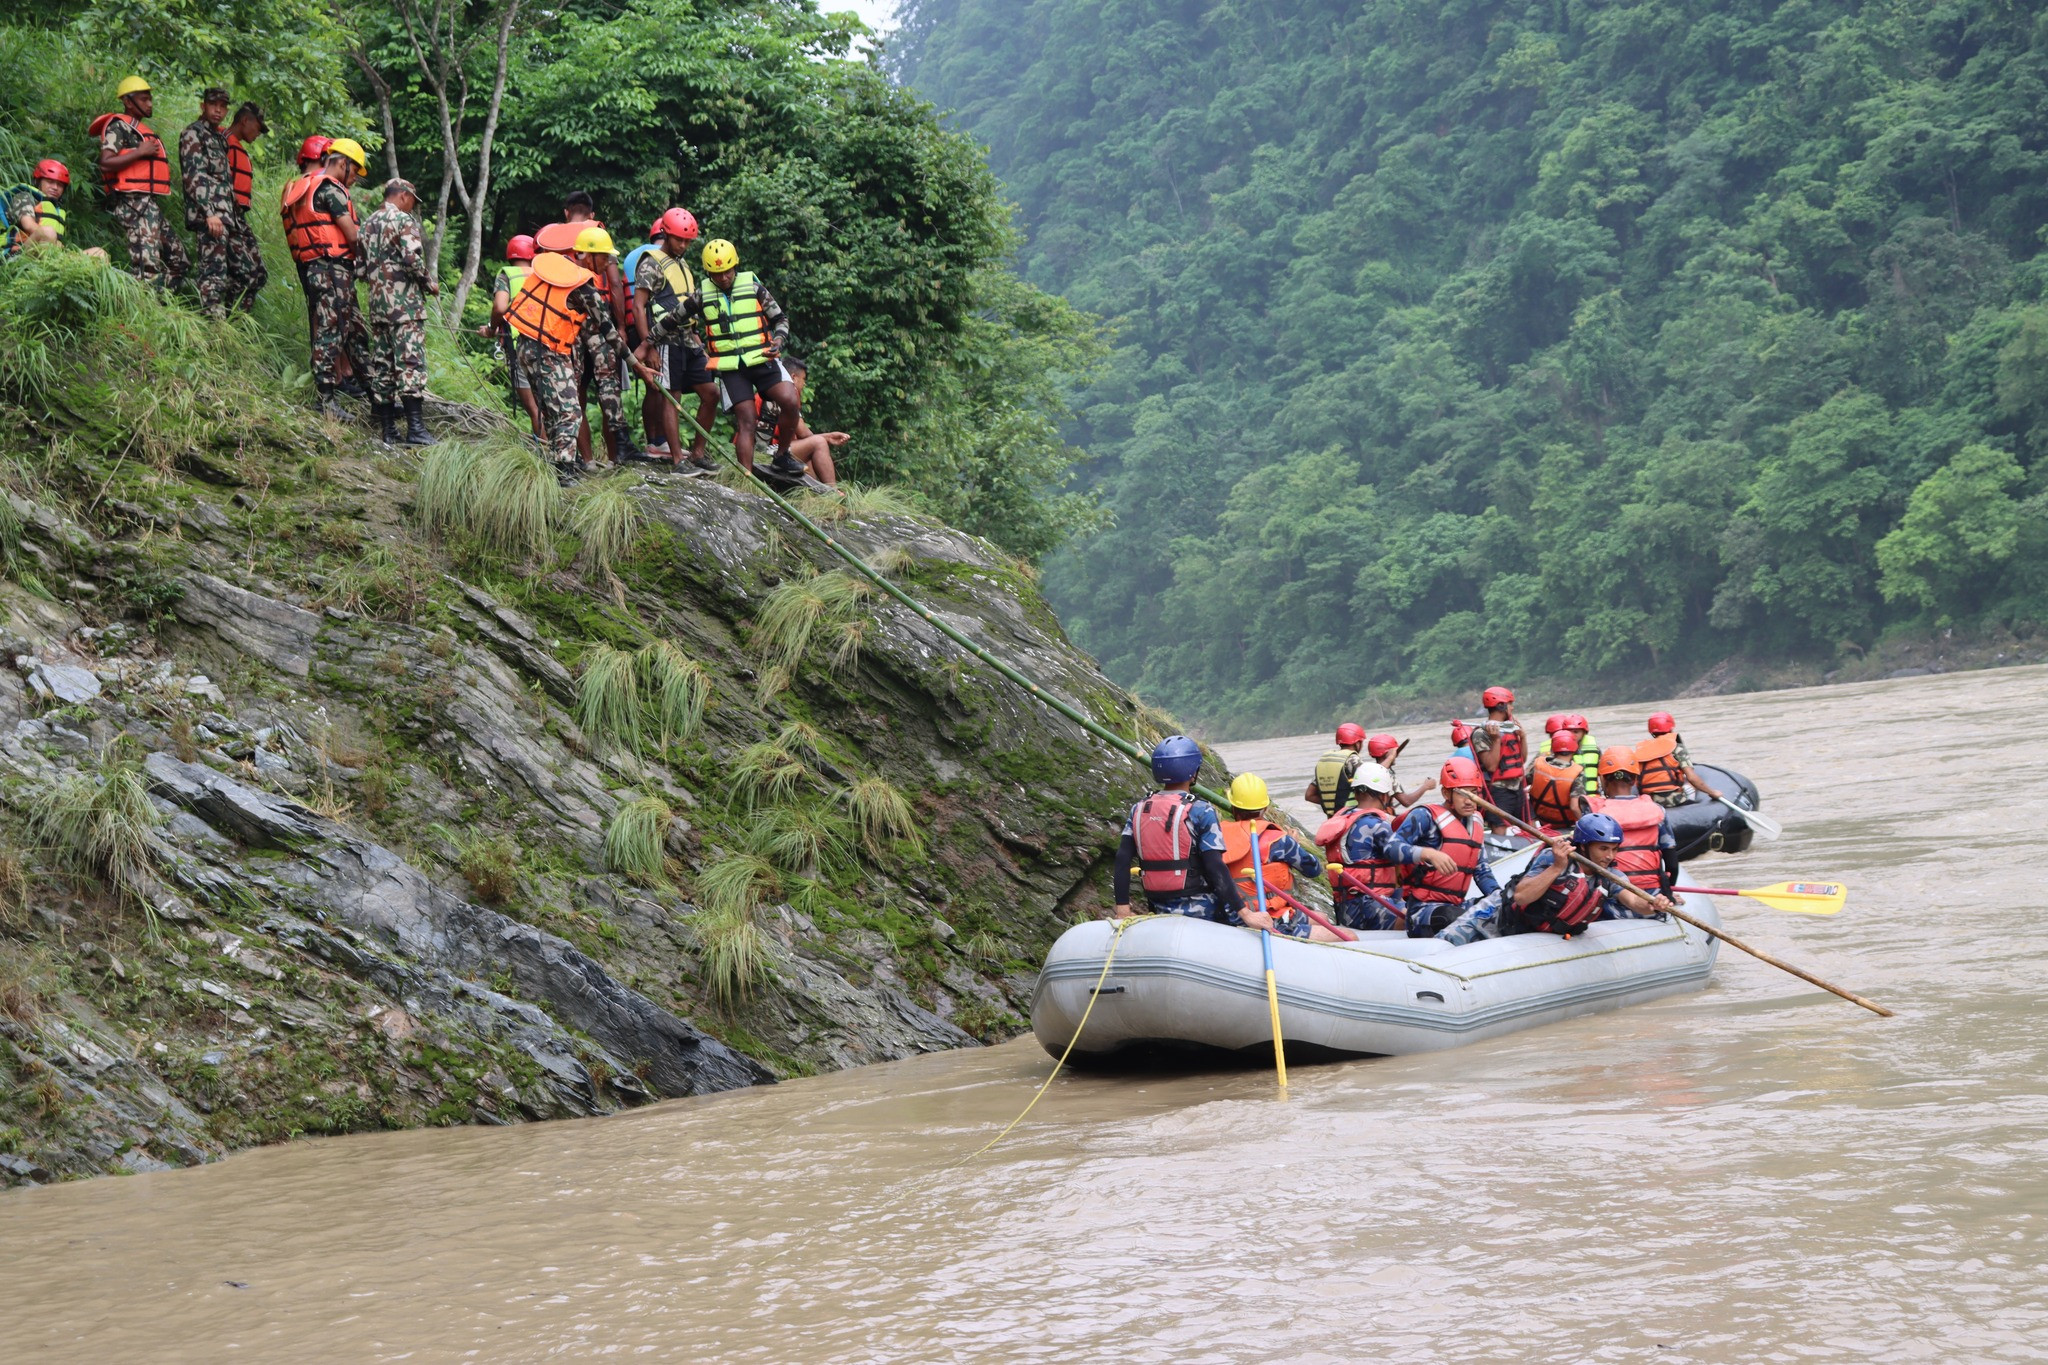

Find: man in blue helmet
<box><xmin>1113</xmin><ymin>735</ymin><xmax>1247</xmax><ymax>923</ymax></box>
<box><xmin>1433</xmin><ymin>812</ymin><xmax>1676</xmax><ymax>946</ymax></box>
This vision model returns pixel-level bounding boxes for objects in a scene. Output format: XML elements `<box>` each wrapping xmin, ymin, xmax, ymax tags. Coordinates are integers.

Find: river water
<box><xmin>4</xmin><ymin>667</ymin><xmax>2045</xmax><ymax>1361</ymax></box>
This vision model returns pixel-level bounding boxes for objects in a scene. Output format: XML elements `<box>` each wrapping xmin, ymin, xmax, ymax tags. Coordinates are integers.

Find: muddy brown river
<box><xmin>4</xmin><ymin>668</ymin><xmax>2045</xmax><ymax>1361</ymax></box>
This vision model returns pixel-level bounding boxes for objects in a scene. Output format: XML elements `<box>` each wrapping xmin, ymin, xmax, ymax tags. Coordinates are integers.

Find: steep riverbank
<box><xmin>0</xmin><ymin>276</ymin><xmax>1168</xmax><ymax>1186</ymax></box>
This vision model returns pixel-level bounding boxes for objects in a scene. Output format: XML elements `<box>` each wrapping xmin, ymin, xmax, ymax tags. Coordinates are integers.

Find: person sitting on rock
<box><xmin>750</xmin><ymin>357</ymin><xmax>846</xmax><ymax>490</ymax></box>
<box><xmin>1434</xmin><ymin>813</ymin><xmax>1675</xmax><ymax>946</ymax></box>
<box><xmin>1113</xmin><ymin>735</ymin><xmax>1246</xmax><ymax>924</ymax></box>
<box><xmin>1217</xmin><ymin>773</ymin><xmax>1344</xmax><ymax>941</ymax></box>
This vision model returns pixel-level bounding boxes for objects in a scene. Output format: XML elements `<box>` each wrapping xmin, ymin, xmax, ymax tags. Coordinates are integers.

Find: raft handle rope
<box><xmin>655</xmin><ymin>384</ymin><xmax>1238</xmax><ymax>807</ymax></box>
<box><xmin>964</xmin><ymin>916</ymin><xmax>1138</xmax><ymax>1161</ymax></box>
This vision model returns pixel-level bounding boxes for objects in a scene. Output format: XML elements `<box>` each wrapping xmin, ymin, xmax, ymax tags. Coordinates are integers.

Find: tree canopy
<box><xmin>891</xmin><ymin>0</ymin><xmax>2048</xmax><ymax>731</ymax></box>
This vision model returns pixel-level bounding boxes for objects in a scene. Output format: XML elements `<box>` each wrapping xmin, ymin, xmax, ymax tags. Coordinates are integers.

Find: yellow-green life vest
<box><xmin>701</xmin><ymin>270</ymin><xmax>772</xmax><ymax>371</ymax></box>
<box><xmin>4</xmin><ymin>187</ymin><xmax>62</xmax><ymax>251</ymax></box>
<box><xmin>1311</xmin><ymin>746</ymin><xmax>1357</xmax><ymax>815</ymax></box>
<box><xmin>503</xmin><ymin>264</ymin><xmax>531</xmax><ymax>296</ymax></box>
<box><xmin>1540</xmin><ymin>732</ymin><xmax>1604</xmax><ymax>793</ymax></box>
<box><xmin>644</xmin><ymin>248</ymin><xmax>697</xmax><ymax>332</ymax></box>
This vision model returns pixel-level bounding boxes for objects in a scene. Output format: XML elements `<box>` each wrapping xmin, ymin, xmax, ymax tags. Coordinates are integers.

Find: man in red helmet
<box><xmin>1394</xmin><ymin>757</ymin><xmax>1500</xmax><ymax>936</ymax></box>
<box><xmin>296</xmin><ymin>135</ymin><xmax>333</xmax><ymax>174</ymax></box>
<box><xmin>490</xmin><ymin>234</ymin><xmax>543</xmax><ymax>435</ymax></box>
<box><xmin>635</xmin><ymin>206</ymin><xmax>722</xmax><ymax>474</ymax></box>
<box><xmin>1367</xmin><ymin>731</ymin><xmax>1435</xmax><ymax>810</ymax></box>
<box><xmin>1304</xmin><ymin>722</ymin><xmax>1366</xmax><ymax>816</ymax></box>
<box><xmin>1470</xmin><ymin>685</ymin><xmax>1529</xmax><ymax>831</ymax></box>
<box><xmin>1634</xmin><ymin>711</ymin><xmax>1724</xmax><ymax>809</ymax></box>
<box><xmin>4</xmin><ymin>159</ymin><xmax>72</xmax><ymax>254</ymax></box>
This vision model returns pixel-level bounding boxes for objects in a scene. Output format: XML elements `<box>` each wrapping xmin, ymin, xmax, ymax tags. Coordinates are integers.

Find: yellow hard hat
<box><xmin>1228</xmin><ymin>772</ymin><xmax>1270</xmax><ymax>812</ymax></box>
<box><xmin>701</xmin><ymin>238</ymin><xmax>738</xmax><ymax>273</ymax></box>
<box><xmin>117</xmin><ymin>75</ymin><xmax>151</xmax><ymax>98</ymax></box>
<box><xmin>326</xmin><ymin>137</ymin><xmax>368</xmax><ymax>173</ymax></box>
<box><xmin>572</xmin><ymin>225</ymin><xmax>617</xmax><ymax>256</ymax></box>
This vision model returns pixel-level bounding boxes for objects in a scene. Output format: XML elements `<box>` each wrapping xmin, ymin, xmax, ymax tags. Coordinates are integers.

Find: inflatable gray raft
<box><xmin>1032</xmin><ymin>893</ymin><xmax>1721</xmax><ymax>1061</ymax></box>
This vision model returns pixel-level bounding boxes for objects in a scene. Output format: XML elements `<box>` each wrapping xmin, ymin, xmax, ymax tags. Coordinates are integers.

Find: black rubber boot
<box><xmin>376</xmin><ymin>403</ymin><xmax>399</xmax><ymax>445</ymax></box>
<box><xmin>402</xmin><ymin>397</ymin><xmax>434</xmax><ymax>447</ymax></box>
<box><xmin>317</xmin><ymin>384</ymin><xmax>348</xmax><ymax>422</ymax></box>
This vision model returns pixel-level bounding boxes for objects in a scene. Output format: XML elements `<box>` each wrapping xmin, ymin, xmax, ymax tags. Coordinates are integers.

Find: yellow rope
<box><xmin>965</xmin><ymin>917</ymin><xmax>1135</xmax><ymax>1162</ymax></box>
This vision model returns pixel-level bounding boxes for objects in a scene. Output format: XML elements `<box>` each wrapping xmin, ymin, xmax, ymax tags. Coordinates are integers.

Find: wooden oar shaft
<box><xmin>1473</xmin><ymin>797</ymin><xmax>1893</xmax><ymax>1019</ymax></box>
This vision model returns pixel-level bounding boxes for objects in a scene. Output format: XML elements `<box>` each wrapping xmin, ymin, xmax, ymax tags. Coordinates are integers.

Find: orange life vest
<box><xmin>281</xmin><ymin>171</ymin><xmax>356</xmax><ymax>263</ymax></box>
<box><xmin>506</xmin><ymin>252</ymin><xmax>594</xmax><ymax>355</ymax></box>
<box><xmin>1634</xmin><ymin>733</ymin><xmax>1685</xmax><ymax>800</ymax></box>
<box><xmin>227</xmin><ymin>134</ymin><xmax>254</xmax><ymax>210</ymax></box>
<box><xmin>1527</xmin><ymin>756</ymin><xmax>1583</xmax><ymax>829</ymax></box>
<box><xmin>1401</xmin><ymin>804</ymin><xmax>1485</xmax><ymax>904</ymax></box>
<box><xmin>1221</xmin><ymin>818</ymin><xmax>1293</xmax><ymax>912</ymax></box>
<box><xmin>92</xmin><ymin>112</ymin><xmax>170</xmax><ymax>196</ymax></box>
<box><xmin>1589</xmin><ymin>794</ymin><xmax>1666</xmax><ymax>893</ymax></box>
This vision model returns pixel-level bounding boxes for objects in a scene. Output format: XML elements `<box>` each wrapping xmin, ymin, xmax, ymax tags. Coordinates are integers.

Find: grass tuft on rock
<box><xmin>636</xmin><ymin>640</ymin><xmax>708</xmax><ymax>748</ymax></box>
<box><xmin>753</xmin><ymin>571</ymin><xmax>873</xmax><ymax>681</ymax></box>
<box><xmin>415</xmin><ymin>433</ymin><xmax>561</xmax><ymax>562</ymax></box>
<box><xmin>693</xmin><ymin>852</ymin><xmax>778</xmax><ymax>1001</ymax></box>
<box><xmin>604</xmin><ymin>796</ymin><xmax>673</xmax><ymax>885</ymax></box>
<box><xmin>570</xmin><ymin>473</ymin><xmax>643</xmax><ymax>575</ymax></box>
<box><xmin>756</xmin><ymin>801</ymin><xmax>853</xmax><ymax>879</ymax></box>
<box><xmin>730</xmin><ymin>739</ymin><xmax>810</xmax><ymax>808</ymax></box>
<box><xmin>575</xmin><ymin>644</ymin><xmax>642</xmax><ymax>759</ymax></box>
<box><xmin>839</xmin><ymin>775</ymin><xmax>922</xmax><ymax>859</ymax></box>
<box><xmin>435</xmin><ymin>824</ymin><xmax>521</xmax><ymax>904</ymax></box>
<box><xmin>29</xmin><ymin>756</ymin><xmax>163</xmax><ymax>917</ymax></box>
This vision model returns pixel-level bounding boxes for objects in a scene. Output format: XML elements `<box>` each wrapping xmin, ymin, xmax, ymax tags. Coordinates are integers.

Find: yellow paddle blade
<box><xmin>1741</xmin><ymin>880</ymin><xmax>1847</xmax><ymax>915</ymax></box>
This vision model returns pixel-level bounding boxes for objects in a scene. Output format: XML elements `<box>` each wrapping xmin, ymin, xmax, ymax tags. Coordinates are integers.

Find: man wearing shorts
<box><xmin>652</xmin><ymin>238</ymin><xmax>798</xmax><ymax>475</ymax></box>
<box><xmin>634</xmin><ymin>208</ymin><xmax>721</xmax><ymax>473</ymax></box>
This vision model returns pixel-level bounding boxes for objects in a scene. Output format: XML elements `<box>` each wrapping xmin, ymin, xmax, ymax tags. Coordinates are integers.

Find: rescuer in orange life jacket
<box><xmin>1633</xmin><ymin>711</ymin><xmax>1725</xmax><ymax>809</ymax></box>
<box><xmin>1216</xmin><ymin>773</ymin><xmax>1344</xmax><ymax>942</ymax></box>
<box><xmin>1433</xmin><ymin>813</ymin><xmax>1677</xmax><ymax>946</ymax></box>
<box><xmin>1525</xmin><ymin>729</ymin><xmax>1588</xmax><ymax>830</ymax></box>
<box><xmin>1587</xmin><ymin>745</ymin><xmax>1679</xmax><ymax>896</ymax></box>
<box><xmin>1468</xmin><ymin>684</ymin><xmax>1529</xmax><ymax>831</ymax></box>
<box><xmin>1113</xmin><ymin>736</ymin><xmax>1247</xmax><ymax>923</ymax></box>
<box><xmin>1393</xmin><ymin>756</ymin><xmax>1500</xmax><ymax>937</ymax></box>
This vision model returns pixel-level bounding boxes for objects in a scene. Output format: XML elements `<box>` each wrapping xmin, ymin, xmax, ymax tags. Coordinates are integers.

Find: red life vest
<box><xmin>1315</xmin><ymin>806</ymin><xmax>1404</xmax><ymax>901</ymax></box>
<box><xmin>281</xmin><ymin>171</ymin><xmax>356</xmax><ymax>263</ymax></box>
<box><xmin>1527</xmin><ymin>756</ymin><xmax>1583</xmax><ymax>829</ymax></box>
<box><xmin>1133</xmin><ymin>792</ymin><xmax>1209</xmax><ymax>897</ymax></box>
<box><xmin>227</xmin><ymin>134</ymin><xmax>254</xmax><ymax>210</ymax></box>
<box><xmin>1221</xmin><ymin>819</ymin><xmax>1293</xmax><ymax>912</ymax></box>
<box><xmin>92</xmin><ymin>112</ymin><xmax>171</xmax><ymax>196</ymax></box>
<box><xmin>1518</xmin><ymin>865</ymin><xmax>1607</xmax><ymax>937</ymax></box>
<box><xmin>1403</xmin><ymin>805</ymin><xmax>1483</xmax><ymax>905</ymax></box>
<box><xmin>1634</xmin><ymin>733</ymin><xmax>1685</xmax><ymax>800</ymax></box>
<box><xmin>1491</xmin><ymin>721</ymin><xmax>1527</xmax><ymax>784</ymax></box>
<box><xmin>1589</xmin><ymin>794</ymin><xmax>1666</xmax><ymax>893</ymax></box>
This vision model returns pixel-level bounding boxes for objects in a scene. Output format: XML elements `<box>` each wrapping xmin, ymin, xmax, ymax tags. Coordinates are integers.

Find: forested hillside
<box><xmin>892</xmin><ymin>0</ymin><xmax>2048</xmax><ymax>731</ymax></box>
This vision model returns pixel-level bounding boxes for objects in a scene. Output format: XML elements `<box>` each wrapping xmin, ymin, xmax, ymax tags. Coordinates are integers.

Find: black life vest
<box><xmin>1511</xmin><ymin>863</ymin><xmax>1606</xmax><ymax>938</ymax></box>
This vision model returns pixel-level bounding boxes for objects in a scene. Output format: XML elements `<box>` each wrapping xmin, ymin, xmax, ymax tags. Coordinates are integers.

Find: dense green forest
<box><xmin>0</xmin><ymin>0</ymin><xmax>1100</xmax><ymax>558</ymax></box>
<box><xmin>891</xmin><ymin>0</ymin><xmax>2048</xmax><ymax>731</ymax></box>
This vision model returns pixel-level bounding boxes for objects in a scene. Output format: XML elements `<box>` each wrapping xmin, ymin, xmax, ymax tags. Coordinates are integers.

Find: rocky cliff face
<box><xmin>0</xmin><ymin>420</ymin><xmax>1163</xmax><ymax>1186</ymax></box>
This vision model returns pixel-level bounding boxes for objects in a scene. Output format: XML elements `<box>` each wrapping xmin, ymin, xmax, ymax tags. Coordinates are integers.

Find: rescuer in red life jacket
<box><xmin>1634</xmin><ymin>711</ymin><xmax>1725</xmax><ymax>809</ymax></box>
<box><xmin>1113</xmin><ymin>735</ymin><xmax>1246</xmax><ymax>924</ymax></box>
<box><xmin>1217</xmin><ymin>773</ymin><xmax>1344</xmax><ymax>942</ymax></box>
<box><xmin>1587</xmin><ymin>745</ymin><xmax>1679</xmax><ymax>896</ymax></box>
<box><xmin>1393</xmin><ymin>756</ymin><xmax>1499</xmax><ymax>937</ymax></box>
<box><xmin>1469</xmin><ymin>684</ymin><xmax>1529</xmax><ymax>831</ymax></box>
<box><xmin>1315</xmin><ymin>762</ymin><xmax>1457</xmax><ymax>931</ymax></box>
<box><xmin>1434</xmin><ymin>813</ymin><xmax>1676</xmax><ymax>946</ymax></box>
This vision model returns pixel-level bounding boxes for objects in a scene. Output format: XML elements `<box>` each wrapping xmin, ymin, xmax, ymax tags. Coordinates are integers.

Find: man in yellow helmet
<box><xmin>94</xmin><ymin>76</ymin><xmax>188</xmax><ymax>289</ymax></box>
<box><xmin>1218</xmin><ymin>773</ymin><xmax>1345</xmax><ymax>941</ymax></box>
<box><xmin>571</xmin><ymin>225</ymin><xmax>660</xmax><ymax>469</ymax></box>
<box><xmin>282</xmin><ymin>138</ymin><xmax>372</xmax><ymax>417</ymax></box>
<box><xmin>649</xmin><ymin>239</ymin><xmax>800</xmax><ymax>477</ymax></box>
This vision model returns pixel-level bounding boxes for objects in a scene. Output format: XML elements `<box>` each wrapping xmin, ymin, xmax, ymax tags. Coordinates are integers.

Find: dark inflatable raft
<box><xmin>1481</xmin><ymin>763</ymin><xmax>1763</xmax><ymax>863</ymax></box>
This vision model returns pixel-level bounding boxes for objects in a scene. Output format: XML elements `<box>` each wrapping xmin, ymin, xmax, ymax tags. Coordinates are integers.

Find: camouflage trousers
<box><xmin>366</xmin><ymin>318</ymin><xmax>428</xmax><ymax>405</ymax></box>
<box><xmin>194</xmin><ymin>211</ymin><xmax>267</xmax><ymax>315</ymax></box>
<box><xmin>301</xmin><ymin>258</ymin><xmax>368</xmax><ymax>391</ymax></box>
<box><xmin>518</xmin><ymin>334</ymin><xmax>622</xmax><ymax>466</ymax></box>
<box><xmin>109</xmin><ymin>193</ymin><xmax>188</xmax><ymax>290</ymax></box>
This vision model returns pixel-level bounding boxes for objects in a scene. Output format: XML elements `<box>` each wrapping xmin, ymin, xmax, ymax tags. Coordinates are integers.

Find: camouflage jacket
<box><xmin>178</xmin><ymin>119</ymin><xmax>236</xmax><ymax>227</ymax></box>
<box><xmin>357</xmin><ymin>203</ymin><xmax>431</xmax><ymax>323</ymax></box>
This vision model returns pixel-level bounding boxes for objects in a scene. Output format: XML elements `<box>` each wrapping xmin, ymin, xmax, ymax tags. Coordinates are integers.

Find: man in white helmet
<box><xmin>1313</xmin><ymin>761</ymin><xmax>1456</xmax><ymax>931</ymax></box>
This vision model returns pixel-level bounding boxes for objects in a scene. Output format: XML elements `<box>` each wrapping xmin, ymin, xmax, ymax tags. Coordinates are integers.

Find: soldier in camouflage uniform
<box><xmin>357</xmin><ymin>179</ymin><xmax>438</xmax><ymax>446</ymax></box>
<box><xmin>284</xmin><ymin>141</ymin><xmax>372</xmax><ymax>418</ymax></box>
<box><xmin>223</xmin><ymin>103</ymin><xmax>270</xmax><ymax>308</ymax></box>
<box><xmin>508</xmin><ymin>226</ymin><xmax>657</xmax><ymax>478</ymax></box>
<box><xmin>178</xmin><ymin>88</ymin><xmax>245</xmax><ymax>315</ymax></box>
<box><xmin>96</xmin><ymin>77</ymin><xmax>187</xmax><ymax>290</ymax></box>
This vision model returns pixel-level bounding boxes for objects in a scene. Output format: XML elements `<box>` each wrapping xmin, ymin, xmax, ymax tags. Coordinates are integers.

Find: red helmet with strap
<box><xmin>1482</xmin><ymin>685</ymin><xmax>1515</xmax><ymax>709</ymax></box>
<box><xmin>33</xmin><ymin>158</ymin><xmax>70</xmax><ymax>186</ymax></box>
<box><xmin>1334</xmin><ymin>722</ymin><xmax>1365</xmax><ymax>748</ymax></box>
<box><xmin>1365</xmin><ymin>733</ymin><xmax>1398</xmax><ymax>761</ymax></box>
<box><xmin>505</xmin><ymin>234</ymin><xmax>537</xmax><ymax>262</ymax></box>
<box><xmin>1647</xmin><ymin>711</ymin><xmax>1676</xmax><ymax>735</ymax></box>
<box><xmin>1544</xmin><ymin>713</ymin><xmax>1565</xmax><ymax>734</ymax></box>
<box><xmin>1549</xmin><ymin>730</ymin><xmax>1581</xmax><ymax>756</ymax></box>
<box><xmin>659</xmin><ymin>206</ymin><xmax>700</xmax><ymax>240</ymax></box>
<box><xmin>297</xmin><ymin>135</ymin><xmax>332</xmax><ymax>168</ymax></box>
<box><xmin>1439</xmin><ymin>757</ymin><xmax>1484</xmax><ymax>790</ymax></box>
<box><xmin>1564</xmin><ymin>713</ymin><xmax>1589</xmax><ymax>732</ymax></box>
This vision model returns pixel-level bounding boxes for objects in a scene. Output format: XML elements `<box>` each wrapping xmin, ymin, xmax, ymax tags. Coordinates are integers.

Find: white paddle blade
<box><xmin>1721</xmin><ymin>800</ymin><xmax>1783</xmax><ymax>840</ymax></box>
